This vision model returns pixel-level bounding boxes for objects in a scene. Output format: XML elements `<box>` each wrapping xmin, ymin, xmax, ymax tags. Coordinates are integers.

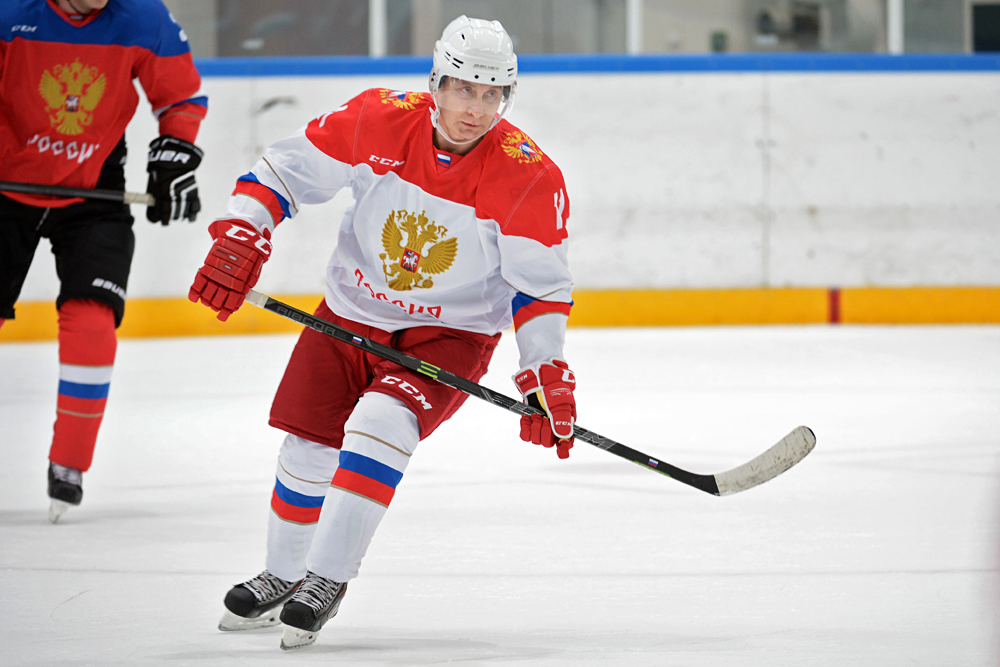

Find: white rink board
<box><xmin>14</xmin><ymin>71</ymin><xmax>1000</xmax><ymax>302</ymax></box>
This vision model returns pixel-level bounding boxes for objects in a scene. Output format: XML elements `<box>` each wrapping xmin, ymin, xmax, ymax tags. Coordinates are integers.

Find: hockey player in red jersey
<box><xmin>0</xmin><ymin>0</ymin><xmax>207</xmax><ymax>522</ymax></box>
<box><xmin>189</xmin><ymin>16</ymin><xmax>575</xmax><ymax>650</ymax></box>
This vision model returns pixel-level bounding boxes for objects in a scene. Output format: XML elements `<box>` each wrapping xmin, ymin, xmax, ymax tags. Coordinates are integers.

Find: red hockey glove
<box><xmin>189</xmin><ymin>220</ymin><xmax>271</xmax><ymax>321</ymax></box>
<box><xmin>513</xmin><ymin>359</ymin><xmax>576</xmax><ymax>459</ymax></box>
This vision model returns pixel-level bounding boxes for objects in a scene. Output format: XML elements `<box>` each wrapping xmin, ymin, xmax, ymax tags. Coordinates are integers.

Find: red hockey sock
<box><xmin>50</xmin><ymin>300</ymin><xmax>117</xmax><ymax>472</ymax></box>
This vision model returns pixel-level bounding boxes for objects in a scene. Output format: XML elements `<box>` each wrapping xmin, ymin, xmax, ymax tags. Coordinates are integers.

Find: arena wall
<box><xmin>4</xmin><ymin>54</ymin><xmax>998</xmax><ymax>340</ymax></box>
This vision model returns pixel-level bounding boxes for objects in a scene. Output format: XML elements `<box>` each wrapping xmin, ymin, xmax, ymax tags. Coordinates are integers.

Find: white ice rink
<box><xmin>2</xmin><ymin>324</ymin><xmax>999</xmax><ymax>666</ymax></box>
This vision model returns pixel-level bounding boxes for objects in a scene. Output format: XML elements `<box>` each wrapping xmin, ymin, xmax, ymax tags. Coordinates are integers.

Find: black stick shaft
<box><xmin>0</xmin><ymin>180</ymin><xmax>154</xmax><ymax>206</ymax></box>
<box><xmin>245</xmin><ymin>290</ymin><xmax>722</xmax><ymax>495</ymax></box>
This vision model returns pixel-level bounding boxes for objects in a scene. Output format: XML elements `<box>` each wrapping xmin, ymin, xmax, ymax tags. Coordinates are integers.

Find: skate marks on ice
<box><xmin>1</xmin><ymin>328</ymin><xmax>999</xmax><ymax>665</ymax></box>
<box><xmin>163</xmin><ymin>634</ymin><xmax>554</xmax><ymax>663</ymax></box>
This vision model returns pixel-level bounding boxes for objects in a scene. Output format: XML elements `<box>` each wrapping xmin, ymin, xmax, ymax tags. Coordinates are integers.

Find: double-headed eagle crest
<box><xmin>379</xmin><ymin>209</ymin><xmax>457</xmax><ymax>291</ymax></box>
<box><xmin>38</xmin><ymin>59</ymin><xmax>106</xmax><ymax>136</ymax></box>
<box><xmin>501</xmin><ymin>130</ymin><xmax>543</xmax><ymax>164</ymax></box>
<box><xmin>379</xmin><ymin>89</ymin><xmax>421</xmax><ymax>110</ymax></box>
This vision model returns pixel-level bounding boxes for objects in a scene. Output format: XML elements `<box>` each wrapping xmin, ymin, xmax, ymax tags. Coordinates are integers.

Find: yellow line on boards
<box><xmin>0</xmin><ymin>294</ymin><xmax>325</xmax><ymax>343</ymax></box>
<box><xmin>1</xmin><ymin>287</ymin><xmax>998</xmax><ymax>343</ymax></box>
<box><xmin>568</xmin><ymin>288</ymin><xmax>831</xmax><ymax>326</ymax></box>
<box><xmin>841</xmin><ymin>287</ymin><xmax>1000</xmax><ymax>324</ymax></box>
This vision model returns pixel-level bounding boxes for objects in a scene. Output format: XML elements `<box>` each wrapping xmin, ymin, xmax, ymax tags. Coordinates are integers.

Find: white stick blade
<box><xmin>245</xmin><ymin>289</ymin><xmax>268</xmax><ymax>308</ymax></box>
<box><xmin>714</xmin><ymin>426</ymin><xmax>816</xmax><ymax>496</ymax></box>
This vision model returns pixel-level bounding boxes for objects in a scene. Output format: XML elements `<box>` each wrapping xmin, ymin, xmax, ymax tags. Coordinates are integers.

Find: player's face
<box><xmin>435</xmin><ymin>78</ymin><xmax>504</xmax><ymax>144</ymax></box>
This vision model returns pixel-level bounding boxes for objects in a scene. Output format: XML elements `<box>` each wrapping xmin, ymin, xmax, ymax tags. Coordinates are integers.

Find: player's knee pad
<box><xmin>344</xmin><ymin>391</ymin><xmax>419</xmax><ymax>458</ymax></box>
<box><xmin>271</xmin><ymin>434</ymin><xmax>340</xmax><ymax>525</ymax></box>
<box><xmin>332</xmin><ymin>393</ymin><xmax>418</xmax><ymax>508</ymax></box>
<box><xmin>277</xmin><ymin>433</ymin><xmax>341</xmax><ymax>482</ymax></box>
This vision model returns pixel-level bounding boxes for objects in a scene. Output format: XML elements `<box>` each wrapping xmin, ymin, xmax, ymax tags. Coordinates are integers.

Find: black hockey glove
<box><xmin>145</xmin><ymin>136</ymin><xmax>204</xmax><ymax>225</ymax></box>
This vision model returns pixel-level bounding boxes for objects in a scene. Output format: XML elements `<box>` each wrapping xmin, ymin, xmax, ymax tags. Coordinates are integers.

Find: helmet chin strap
<box><xmin>430</xmin><ymin>97</ymin><xmax>499</xmax><ymax>148</ymax></box>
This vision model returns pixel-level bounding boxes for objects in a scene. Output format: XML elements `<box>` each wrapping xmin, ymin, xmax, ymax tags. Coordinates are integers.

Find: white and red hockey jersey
<box><xmin>222</xmin><ymin>88</ymin><xmax>573</xmax><ymax>347</ymax></box>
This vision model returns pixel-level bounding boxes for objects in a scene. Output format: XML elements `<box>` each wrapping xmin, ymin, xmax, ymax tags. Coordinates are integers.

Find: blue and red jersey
<box><xmin>0</xmin><ymin>0</ymin><xmax>207</xmax><ymax>207</ymax></box>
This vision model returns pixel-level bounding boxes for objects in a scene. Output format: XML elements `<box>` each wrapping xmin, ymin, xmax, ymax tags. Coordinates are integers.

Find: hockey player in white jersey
<box><xmin>189</xmin><ymin>16</ymin><xmax>576</xmax><ymax>650</ymax></box>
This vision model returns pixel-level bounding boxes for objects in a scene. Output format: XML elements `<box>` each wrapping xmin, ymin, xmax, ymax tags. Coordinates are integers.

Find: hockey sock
<box><xmin>266</xmin><ymin>434</ymin><xmax>341</xmax><ymax>583</ymax></box>
<box><xmin>306</xmin><ymin>392</ymin><xmax>419</xmax><ymax>583</ymax></box>
<box><xmin>49</xmin><ymin>299</ymin><xmax>117</xmax><ymax>472</ymax></box>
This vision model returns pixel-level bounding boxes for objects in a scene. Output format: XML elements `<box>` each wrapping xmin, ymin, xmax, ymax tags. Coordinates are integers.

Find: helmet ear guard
<box><xmin>429</xmin><ymin>16</ymin><xmax>518</xmax><ymax>145</ymax></box>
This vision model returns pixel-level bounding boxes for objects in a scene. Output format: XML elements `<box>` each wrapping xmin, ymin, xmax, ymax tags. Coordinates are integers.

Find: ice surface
<box><xmin>2</xmin><ymin>325</ymin><xmax>999</xmax><ymax>665</ymax></box>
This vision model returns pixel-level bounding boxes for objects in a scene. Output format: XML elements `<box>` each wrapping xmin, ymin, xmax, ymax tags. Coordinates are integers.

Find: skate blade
<box><xmin>218</xmin><ymin>608</ymin><xmax>283</xmax><ymax>632</ymax></box>
<box><xmin>48</xmin><ymin>500</ymin><xmax>71</xmax><ymax>524</ymax></box>
<box><xmin>280</xmin><ymin>626</ymin><xmax>318</xmax><ymax>650</ymax></box>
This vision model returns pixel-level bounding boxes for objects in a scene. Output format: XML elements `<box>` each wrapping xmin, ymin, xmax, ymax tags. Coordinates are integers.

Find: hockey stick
<box><xmin>0</xmin><ymin>180</ymin><xmax>154</xmax><ymax>206</ymax></box>
<box><xmin>245</xmin><ymin>289</ymin><xmax>816</xmax><ymax>496</ymax></box>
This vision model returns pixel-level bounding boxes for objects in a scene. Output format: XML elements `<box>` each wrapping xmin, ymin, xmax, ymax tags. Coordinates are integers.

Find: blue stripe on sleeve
<box><xmin>511</xmin><ymin>292</ymin><xmax>574</xmax><ymax>317</ymax></box>
<box><xmin>273</xmin><ymin>478</ymin><xmax>326</xmax><ymax>508</ymax></box>
<box><xmin>163</xmin><ymin>96</ymin><xmax>209</xmax><ymax>111</ymax></box>
<box><xmin>511</xmin><ymin>292</ymin><xmax>536</xmax><ymax>317</ymax></box>
<box><xmin>58</xmin><ymin>380</ymin><xmax>110</xmax><ymax>400</ymax></box>
<box><xmin>338</xmin><ymin>451</ymin><xmax>403</xmax><ymax>489</ymax></box>
<box><xmin>237</xmin><ymin>172</ymin><xmax>292</xmax><ymax>219</ymax></box>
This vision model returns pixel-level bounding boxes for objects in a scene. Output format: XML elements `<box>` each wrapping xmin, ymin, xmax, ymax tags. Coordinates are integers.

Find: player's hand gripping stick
<box><xmin>189</xmin><ymin>220</ymin><xmax>271</xmax><ymax>321</ymax></box>
<box><xmin>513</xmin><ymin>359</ymin><xmax>577</xmax><ymax>459</ymax></box>
<box><xmin>145</xmin><ymin>136</ymin><xmax>204</xmax><ymax>224</ymax></box>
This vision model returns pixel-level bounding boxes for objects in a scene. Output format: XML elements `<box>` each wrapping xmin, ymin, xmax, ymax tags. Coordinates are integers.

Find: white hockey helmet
<box><xmin>429</xmin><ymin>16</ymin><xmax>517</xmax><ymax>144</ymax></box>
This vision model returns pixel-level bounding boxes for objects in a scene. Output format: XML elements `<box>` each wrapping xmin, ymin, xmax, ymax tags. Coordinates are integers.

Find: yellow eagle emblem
<box><xmin>38</xmin><ymin>59</ymin><xmax>106</xmax><ymax>136</ymax></box>
<box><xmin>379</xmin><ymin>209</ymin><xmax>457</xmax><ymax>291</ymax></box>
<box><xmin>379</xmin><ymin>89</ymin><xmax>421</xmax><ymax>110</ymax></box>
<box><xmin>501</xmin><ymin>131</ymin><xmax>543</xmax><ymax>164</ymax></box>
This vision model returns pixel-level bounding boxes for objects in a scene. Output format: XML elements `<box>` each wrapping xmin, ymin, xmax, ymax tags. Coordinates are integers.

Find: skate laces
<box><xmin>50</xmin><ymin>463</ymin><xmax>81</xmax><ymax>485</ymax></box>
<box><xmin>243</xmin><ymin>571</ymin><xmax>296</xmax><ymax>603</ymax></box>
<box><xmin>292</xmin><ymin>573</ymin><xmax>343</xmax><ymax>613</ymax></box>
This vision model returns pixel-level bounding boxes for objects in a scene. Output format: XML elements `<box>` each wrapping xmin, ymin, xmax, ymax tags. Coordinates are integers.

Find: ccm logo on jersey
<box><xmin>370</xmin><ymin>155</ymin><xmax>405</xmax><ymax>167</ymax></box>
<box><xmin>12</xmin><ymin>25</ymin><xmax>38</xmax><ymax>32</ymax></box>
<box><xmin>381</xmin><ymin>376</ymin><xmax>433</xmax><ymax>410</ymax></box>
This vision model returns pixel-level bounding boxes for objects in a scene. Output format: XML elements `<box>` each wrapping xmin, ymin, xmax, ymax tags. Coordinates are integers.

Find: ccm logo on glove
<box><xmin>225</xmin><ymin>225</ymin><xmax>272</xmax><ymax>253</ymax></box>
<box><xmin>188</xmin><ymin>220</ymin><xmax>271</xmax><ymax>321</ymax></box>
<box><xmin>513</xmin><ymin>359</ymin><xmax>577</xmax><ymax>459</ymax></box>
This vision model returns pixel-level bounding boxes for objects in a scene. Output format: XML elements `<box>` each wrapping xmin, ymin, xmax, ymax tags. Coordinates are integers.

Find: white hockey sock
<box><xmin>306</xmin><ymin>392</ymin><xmax>419</xmax><ymax>583</ymax></box>
<box><xmin>265</xmin><ymin>434</ymin><xmax>341</xmax><ymax>583</ymax></box>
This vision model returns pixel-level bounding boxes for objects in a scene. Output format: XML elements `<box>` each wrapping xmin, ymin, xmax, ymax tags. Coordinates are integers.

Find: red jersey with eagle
<box><xmin>0</xmin><ymin>0</ymin><xmax>207</xmax><ymax>207</ymax></box>
<box><xmin>223</xmin><ymin>88</ymin><xmax>573</xmax><ymax>336</ymax></box>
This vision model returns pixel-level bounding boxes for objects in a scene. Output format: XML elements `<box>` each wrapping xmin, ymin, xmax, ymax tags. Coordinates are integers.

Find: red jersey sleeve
<box><xmin>133</xmin><ymin>4</ymin><xmax>206</xmax><ymax>143</ymax></box>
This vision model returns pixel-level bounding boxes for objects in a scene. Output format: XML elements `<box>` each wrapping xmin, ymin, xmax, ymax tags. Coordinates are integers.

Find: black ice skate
<box><xmin>278</xmin><ymin>572</ymin><xmax>348</xmax><ymax>650</ymax></box>
<box><xmin>218</xmin><ymin>570</ymin><xmax>302</xmax><ymax>631</ymax></box>
<box><xmin>47</xmin><ymin>462</ymin><xmax>82</xmax><ymax>524</ymax></box>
